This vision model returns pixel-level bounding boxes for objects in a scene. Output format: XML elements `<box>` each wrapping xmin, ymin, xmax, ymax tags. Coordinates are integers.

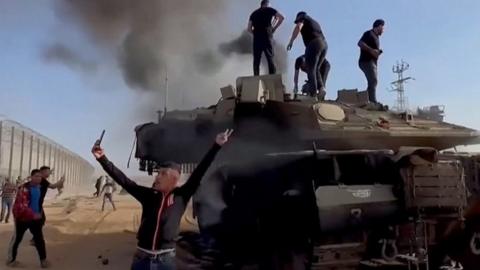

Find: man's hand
<box><xmin>371</xmin><ymin>49</ymin><xmax>381</xmax><ymax>59</ymax></box>
<box><xmin>33</xmin><ymin>213</ymin><xmax>42</xmax><ymax>220</ymax></box>
<box><xmin>92</xmin><ymin>141</ymin><xmax>105</xmax><ymax>159</ymax></box>
<box><xmin>57</xmin><ymin>176</ymin><xmax>65</xmax><ymax>189</ymax></box>
<box><xmin>215</xmin><ymin>129</ymin><xmax>233</xmax><ymax>146</ymax></box>
<box><xmin>287</xmin><ymin>43</ymin><xmax>293</xmax><ymax>51</ymax></box>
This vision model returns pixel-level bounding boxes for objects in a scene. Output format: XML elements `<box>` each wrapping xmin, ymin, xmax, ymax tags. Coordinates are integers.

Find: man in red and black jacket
<box><xmin>7</xmin><ymin>169</ymin><xmax>53</xmax><ymax>268</ymax></box>
<box><xmin>92</xmin><ymin>129</ymin><xmax>233</xmax><ymax>270</ymax></box>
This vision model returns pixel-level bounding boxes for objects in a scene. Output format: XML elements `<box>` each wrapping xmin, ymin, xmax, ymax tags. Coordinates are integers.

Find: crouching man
<box><xmin>92</xmin><ymin>129</ymin><xmax>233</xmax><ymax>270</ymax></box>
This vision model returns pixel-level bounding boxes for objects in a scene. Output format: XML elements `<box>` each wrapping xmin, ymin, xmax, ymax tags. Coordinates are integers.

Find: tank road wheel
<box><xmin>470</xmin><ymin>233</ymin><xmax>480</xmax><ymax>255</ymax></box>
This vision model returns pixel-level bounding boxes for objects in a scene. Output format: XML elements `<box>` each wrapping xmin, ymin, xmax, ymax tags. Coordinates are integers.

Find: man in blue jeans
<box><xmin>0</xmin><ymin>177</ymin><xmax>17</xmax><ymax>223</ymax></box>
<box><xmin>92</xmin><ymin>129</ymin><xmax>233</xmax><ymax>270</ymax></box>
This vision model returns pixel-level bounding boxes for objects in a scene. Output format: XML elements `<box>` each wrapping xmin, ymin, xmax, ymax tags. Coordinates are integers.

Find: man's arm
<box><xmin>177</xmin><ymin>130</ymin><xmax>232</xmax><ymax>200</ymax></box>
<box><xmin>97</xmin><ymin>156</ymin><xmax>150</xmax><ymax>202</ymax></box>
<box><xmin>49</xmin><ymin>177</ymin><xmax>64</xmax><ymax>189</ymax></box>
<box><xmin>99</xmin><ymin>185</ymin><xmax>106</xmax><ymax>196</ymax></box>
<box><xmin>287</xmin><ymin>23</ymin><xmax>303</xmax><ymax>50</ymax></box>
<box><xmin>247</xmin><ymin>20</ymin><xmax>254</xmax><ymax>34</ymax></box>
<box><xmin>272</xmin><ymin>12</ymin><xmax>284</xmax><ymax>32</ymax></box>
<box><xmin>177</xmin><ymin>143</ymin><xmax>221</xmax><ymax>200</ymax></box>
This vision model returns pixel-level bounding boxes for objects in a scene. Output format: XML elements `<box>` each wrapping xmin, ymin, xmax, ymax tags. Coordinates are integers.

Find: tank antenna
<box><xmin>164</xmin><ymin>67</ymin><xmax>168</xmax><ymax>117</ymax></box>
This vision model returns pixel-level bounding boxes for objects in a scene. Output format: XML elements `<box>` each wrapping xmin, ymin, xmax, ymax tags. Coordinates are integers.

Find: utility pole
<box><xmin>391</xmin><ymin>60</ymin><xmax>414</xmax><ymax>112</ymax></box>
<box><xmin>164</xmin><ymin>67</ymin><xmax>168</xmax><ymax>118</ymax></box>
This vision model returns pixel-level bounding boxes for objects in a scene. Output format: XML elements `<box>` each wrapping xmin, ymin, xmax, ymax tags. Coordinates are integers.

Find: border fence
<box><xmin>0</xmin><ymin>117</ymin><xmax>94</xmax><ymax>192</ymax></box>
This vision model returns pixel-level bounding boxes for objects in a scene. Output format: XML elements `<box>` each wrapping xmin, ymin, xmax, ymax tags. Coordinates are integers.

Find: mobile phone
<box><xmin>97</xmin><ymin>130</ymin><xmax>106</xmax><ymax>146</ymax></box>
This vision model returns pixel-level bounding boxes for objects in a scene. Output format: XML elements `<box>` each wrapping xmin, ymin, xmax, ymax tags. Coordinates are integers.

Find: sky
<box><xmin>1</xmin><ymin>0</ymin><xmax>480</xmax><ymax>175</ymax></box>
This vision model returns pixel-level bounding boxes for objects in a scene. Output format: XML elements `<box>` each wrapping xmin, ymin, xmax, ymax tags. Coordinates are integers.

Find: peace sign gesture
<box><xmin>215</xmin><ymin>129</ymin><xmax>234</xmax><ymax>146</ymax></box>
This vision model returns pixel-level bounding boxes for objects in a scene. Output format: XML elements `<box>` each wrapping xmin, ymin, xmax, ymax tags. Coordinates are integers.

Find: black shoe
<box><xmin>40</xmin><ymin>259</ymin><xmax>50</xmax><ymax>268</ymax></box>
<box><xmin>6</xmin><ymin>260</ymin><xmax>19</xmax><ymax>267</ymax></box>
<box><xmin>317</xmin><ymin>89</ymin><xmax>326</xmax><ymax>101</ymax></box>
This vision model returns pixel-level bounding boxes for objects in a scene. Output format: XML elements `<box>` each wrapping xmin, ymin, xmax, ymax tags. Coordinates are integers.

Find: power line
<box><xmin>390</xmin><ymin>60</ymin><xmax>414</xmax><ymax>112</ymax></box>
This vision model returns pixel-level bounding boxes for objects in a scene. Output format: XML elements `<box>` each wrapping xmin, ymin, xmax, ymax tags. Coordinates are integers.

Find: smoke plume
<box><xmin>43</xmin><ymin>44</ymin><xmax>97</xmax><ymax>72</ymax></box>
<box><xmin>51</xmin><ymin>0</ymin><xmax>234</xmax><ymax>95</ymax></box>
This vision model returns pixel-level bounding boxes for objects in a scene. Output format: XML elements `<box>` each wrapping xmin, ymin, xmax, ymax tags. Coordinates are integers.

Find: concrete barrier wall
<box><xmin>0</xmin><ymin>118</ymin><xmax>94</xmax><ymax>193</ymax></box>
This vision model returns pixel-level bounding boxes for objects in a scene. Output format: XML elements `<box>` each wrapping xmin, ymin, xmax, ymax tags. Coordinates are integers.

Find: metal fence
<box><xmin>0</xmin><ymin>118</ymin><xmax>94</xmax><ymax>191</ymax></box>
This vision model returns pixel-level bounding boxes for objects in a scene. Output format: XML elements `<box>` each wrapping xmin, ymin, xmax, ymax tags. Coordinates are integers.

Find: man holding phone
<box><xmin>92</xmin><ymin>129</ymin><xmax>233</xmax><ymax>270</ymax></box>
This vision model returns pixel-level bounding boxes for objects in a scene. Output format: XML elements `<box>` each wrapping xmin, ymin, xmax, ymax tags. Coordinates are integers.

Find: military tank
<box><xmin>134</xmin><ymin>75</ymin><xmax>480</xmax><ymax>269</ymax></box>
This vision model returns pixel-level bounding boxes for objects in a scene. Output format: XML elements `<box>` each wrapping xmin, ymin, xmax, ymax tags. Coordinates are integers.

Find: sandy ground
<box><xmin>0</xmin><ymin>194</ymin><xmax>188</xmax><ymax>270</ymax></box>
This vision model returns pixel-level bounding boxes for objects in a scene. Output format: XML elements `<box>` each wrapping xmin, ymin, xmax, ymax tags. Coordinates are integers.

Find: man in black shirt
<box><xmin>294</xmin><ymin>55</ymin><xmax>330</xmax><ymax>95</ymax></box>
<box><xmin>248</xmin><ymin>0</ymin><xmax>284</xmax><ymax>76</ymax></box>
<box><xmin>92</xmin><ymin>129</ymin><xmax>233</xmax><ymax>270</ymax></box>
<box><xmin>358</xmin><ymin>19</ymin><xmax>385</xmax><ymax>104</ymax></box>
<box><xmin>287</xmin><ymin>11</ymin><xmax>328</xmax><ymax>99</ymax></box>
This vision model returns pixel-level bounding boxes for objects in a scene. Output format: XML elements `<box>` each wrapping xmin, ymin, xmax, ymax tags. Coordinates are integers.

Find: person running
<box><xmin>287</xmin><ymin>11</ymin><xmax>328</xmax><ymax>99</ymax></box>
<box><xmin>7</xmin><ymin>170</ymin><xmax>56</xmax><ymax>268</ymax></box>
<box><xmin>248</xmin><ymin>0</ymin><xmax>284</xmax><ymax>76</ymax></box>
<box><xmin>0</xmin><ymin>177</ymin><xmax>17</xmax><ymax>223</ymax></box>
<box><xmin>101</xmin><ymin>178</ymin><xmax>116</xmax><ymax>211</ymax></box>
<box><xmin>28</xmin><ymin>167</ymin><xmax>64</xmax><ymax>245</ymax></box>
<box><xmin>92</xmin><ymin>129</ymin><xmax>232</xmax><ymax>270</ymax></box>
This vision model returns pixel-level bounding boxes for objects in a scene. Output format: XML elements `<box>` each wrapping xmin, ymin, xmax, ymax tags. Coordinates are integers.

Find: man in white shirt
<box><xmin>101</xmin><ymin>177</ymin><xmax>116</xmax><ymax>211</ymax></box>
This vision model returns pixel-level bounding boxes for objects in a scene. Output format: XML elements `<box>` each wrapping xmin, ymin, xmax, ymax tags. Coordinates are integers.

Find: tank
<box><xmin>134</xmin><ymin>75</ymin><xmax>480</xmax><ymax>269</ymax></box>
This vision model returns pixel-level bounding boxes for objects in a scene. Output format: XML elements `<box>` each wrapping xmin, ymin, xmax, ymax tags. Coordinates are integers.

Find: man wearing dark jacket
<box><xmin>358</xmin><ymin>19</ymin><xmax>385</xmax><ymax>105</ymax></box>
<box><xmin>248</xmin><ymin>0</ymin><xmax>284</xmax><ymax>76</ymax></box>
<box><xmin>7</xmin><ymin>170</ymin><xmax>52</xmax><ymax>268</ymax></box>
<box><xmin>92</xmin><ymin>129</ymin><xmax>233</xmax><ymax>270</ymax></box>
<box><xmin>287</xmin><ymin>11</ymin><xmax>328</xmax><ymax>99</ymax></box>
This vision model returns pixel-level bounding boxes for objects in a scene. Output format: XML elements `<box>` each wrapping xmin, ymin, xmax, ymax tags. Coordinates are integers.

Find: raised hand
<box><xmin>91</xmin><ymin>141</ymin><xmax>105</xmax><ymax>159</ymax></box>
<box><xmin>215</xmin><ymin>129</ymin><xmax>234</xmax><ymax>146</ymax></box>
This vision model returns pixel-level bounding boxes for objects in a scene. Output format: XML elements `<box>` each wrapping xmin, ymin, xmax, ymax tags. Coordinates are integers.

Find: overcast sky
<box><xmin>1</xmin><ymin>0</ymin><xmax>480</xmax><ymax>175</ymax></box>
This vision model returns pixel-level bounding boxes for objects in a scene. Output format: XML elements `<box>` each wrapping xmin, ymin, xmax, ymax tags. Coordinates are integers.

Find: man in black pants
<box><xmin>248</xmin><ymin>0</ymin><xmax>284</xmax><ymax>76</ymax></box>
<box><xmin>288</xmin><ymin>12</ymin><xmax>328</xmax><ymax>100</ymax></box>
<box><xmin>294</xmin><ymin>55</ymin><xmax>330</xmax><ymax>95</ymax></box>
<box><xmin>28</xmin><ymin>166</ymin><xmax>64</xmax><ymax>246</ymax></box>
<box><xmin>92</xmin><ymin>129</ymin><xmax>233</xmax><ymax>270</ymax></box>
<box><xmin>7</xmin><ymin>170</ymin><xmax>50</xmax><ymax>268</ymax></box>
<box><xmin>358</xmin><ymin>19</ymin><xmax>385</xmax><ymax>105</ymax></box>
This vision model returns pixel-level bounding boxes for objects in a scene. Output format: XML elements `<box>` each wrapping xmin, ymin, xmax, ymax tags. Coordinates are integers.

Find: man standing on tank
<box><xmin>248</xmin><ymin>0</ymin><xmax>284</xmax><ymax>76</ymax></box>
<box><xmin>358</xmin><ymin>19</ymin><xmax>385</xmax><ymax>105</ymax></box>
<box><xmin>287</xmin><ymin>12</ymin><xmax>328</xmax><ymax>100</ymax></box>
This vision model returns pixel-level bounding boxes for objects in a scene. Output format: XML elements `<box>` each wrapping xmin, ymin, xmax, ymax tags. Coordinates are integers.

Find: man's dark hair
<box><xmin>155</xmin><ymin>161</ymin><xmax>182</xmax><ymax>174</ymax></box>
<box><xmin>31</xmin><ymin>169</ymin><xmax>41</xmax><ymax>176</ymax></box>
<box><xmin>294</xmin><ymin>11</ymin><xmax>307</xmax><ymax>24</ymax></box>
<box><xmin>373</xmin><ymin>19</ymin><xmax>385</xmax><ymax>28</ymax></box>
<box><xmin>40</xmin><ymin>166</ymin><xmax>51</xmax><ymax>171</ymax></box>
<box><xmin>260</xmin><ymin>0</ymin><xmax>269</xmax><ymax>6</ymax></box>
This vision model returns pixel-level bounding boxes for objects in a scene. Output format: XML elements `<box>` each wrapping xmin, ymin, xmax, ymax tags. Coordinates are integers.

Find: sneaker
<box><xmin>40</xmin><ymin>260</ymin><xmax>50</xmax><ymax>268</ymax></box>
<box><xmin>6</xmin><ymin>260</ymin><xmax>19</xmax><ymax>267</ymax></box>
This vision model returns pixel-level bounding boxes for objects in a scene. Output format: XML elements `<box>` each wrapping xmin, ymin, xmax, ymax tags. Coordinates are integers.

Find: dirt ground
<box><xmin>0</xmin><ymin>195</ymin><xmax>200</xmax><ymax>270</ymax></box>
